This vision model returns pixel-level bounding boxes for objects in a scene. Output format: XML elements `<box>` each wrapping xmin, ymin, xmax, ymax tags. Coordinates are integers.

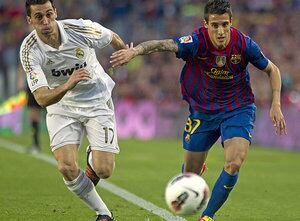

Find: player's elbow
<box><xmin>111</xmin><ymin>32</ymin><xmax>126</xmax><ymax>50</ymax></box>
<box><xmin>34</xmin><ymin>95</ymin><xmax>49</xmax><ymax>108</ymax></box>
<box><xmin>38</xmin><ymin>99</ymin><xmax>54</xmax><ymax>108</ymax></box>
<box><xmin>265</xmin><ymin>60</ymin><xmax>280</xmax><ymax>77</ymax></box>
<box><xmin>271</xmin><ymin>63</ymin><xmax>280</xmax><ymax>74</ymax></box>
<box><xmin>33</xmin><ymin>89</ymin><xmax>52</xmax><ymax>107</ymax></box>
<box><xmin>37</xmin><ymin>101</ymin><xmax>47</xmax><ymax>108</ymax></box>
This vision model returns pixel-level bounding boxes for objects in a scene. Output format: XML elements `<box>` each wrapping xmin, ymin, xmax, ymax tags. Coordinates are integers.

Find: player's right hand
<box><xmin>270</xmin><ymin>104</ymin><xmax>287</xmax><ymax>135</ymax></box>
<box><xmin>66</xmin><ymin>68</ymin><xmax>91</xmax><ymax>90</ymax></box>
<box><xmin>110</xmin><ymin>42</ymin><xmax>135</xmax><ymax>67</ymax></box>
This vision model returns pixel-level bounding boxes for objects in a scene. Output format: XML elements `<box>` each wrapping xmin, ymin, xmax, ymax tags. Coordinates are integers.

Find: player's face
<box><xmin>27</xmin><ymin>1</ymin><xmax>57</xmax><ymax>37</ymax></box>
<box><xmin>205</xmin><ymin>13</ymin><xmax>232</xmax><ymax>49</ymax></box>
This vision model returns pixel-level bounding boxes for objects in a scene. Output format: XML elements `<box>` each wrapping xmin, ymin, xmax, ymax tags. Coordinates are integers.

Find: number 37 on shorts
<box><xmin>184</xmin><ymin>117</ymin><xmax>201</xmax><ymax>134</ymax></box>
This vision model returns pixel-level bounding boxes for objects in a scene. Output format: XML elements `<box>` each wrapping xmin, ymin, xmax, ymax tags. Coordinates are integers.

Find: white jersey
<box><xmin>19</xmin><ymin>19</ymin><xmax>115</xmax><ymax>116</ymax></box>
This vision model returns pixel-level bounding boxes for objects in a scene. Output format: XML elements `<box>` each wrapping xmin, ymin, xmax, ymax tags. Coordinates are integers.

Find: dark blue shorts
<box><xmin>183</xmin><ymin>104</ymin><xmax>256</xmax><ymax>152</ymax></box>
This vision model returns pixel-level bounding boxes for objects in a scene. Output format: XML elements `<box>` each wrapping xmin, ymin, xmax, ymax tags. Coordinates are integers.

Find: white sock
<box><xmin>64</xmin><ymin>170</ymin><xmax>111</xmax><ymax>216</ymax></box>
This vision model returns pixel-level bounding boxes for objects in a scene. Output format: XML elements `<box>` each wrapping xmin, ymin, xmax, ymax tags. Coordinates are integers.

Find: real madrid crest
<box><xmin>216</xmin><ymin>56</ymin><xmax>226</xmax><ymax>67</ymax></box>
<box><xmin>230</xmin><ymin>54</ymin><xmax>241</xmax><ymax>64</ymax></box>
<box><xmin>75</xmin><ymin>48</ymin><xmax>84</xmax><ymax>59</ymax></box>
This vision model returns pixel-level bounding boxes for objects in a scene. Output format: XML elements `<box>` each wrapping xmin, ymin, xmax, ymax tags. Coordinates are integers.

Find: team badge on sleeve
<box><xmin>29</xmin><ymin>72</ymin><xmax>39</xmax><ymax>86</ymax></box>
<box><xmin>179</xmin><ymin>35</ymin><xmax>193</xmax><ymax>44</ymax></box>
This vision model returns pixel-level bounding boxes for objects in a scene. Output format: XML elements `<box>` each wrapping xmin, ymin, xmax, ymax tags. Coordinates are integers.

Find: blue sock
<box><xmin>202</xmin><ymin>169</ymin><xmax>239</xmax><ymax>218</ymax></box>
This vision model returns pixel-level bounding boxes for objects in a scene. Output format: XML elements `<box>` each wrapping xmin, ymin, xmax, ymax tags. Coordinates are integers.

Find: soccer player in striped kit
<box><xmin>110</xmin><ymin>0</ymin><xmax>287</xmax><ymax>220</ymax></box>
<box><xmin>20</xmin><ymin>0</ymin><xmax>128</xmax><ymax>220</ymax></box>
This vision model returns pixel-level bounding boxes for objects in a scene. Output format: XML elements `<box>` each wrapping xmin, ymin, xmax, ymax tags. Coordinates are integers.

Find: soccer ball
<box><xmin>165</xmin><ymin>173</ymin><xmax>209</xmax><ymax>215</ymax></box>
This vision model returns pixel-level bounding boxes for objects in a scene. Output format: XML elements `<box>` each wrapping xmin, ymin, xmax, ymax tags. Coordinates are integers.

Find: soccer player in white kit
<box><xmin>20</xmin><ymin>1</ymin><xmax>127</xmax><ymax>220</ymax></box>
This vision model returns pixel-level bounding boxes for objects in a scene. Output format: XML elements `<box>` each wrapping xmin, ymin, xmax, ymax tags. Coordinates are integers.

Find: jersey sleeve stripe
<box><xmin>21</xmin><ymin>35</ymin><xmax>37</xmax><ymax>73</ymax></box>
<box><xmin>64</xmin><ymin>24</ymin><xmax>102</xmax><ymax>37</ymax></box>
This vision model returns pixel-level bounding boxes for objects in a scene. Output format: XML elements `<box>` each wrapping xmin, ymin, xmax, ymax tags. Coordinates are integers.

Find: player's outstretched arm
<box><xmin>263</xmin><ymin>60</ymin><xmax>287</xmax><ymax>135</ymax></box>
<box><xmin>33</xmin><ymin>68</ymin><xmax>91</xmax><ymax>107</ymax></box>
<box><xmin>110</xmin><ymin>31</ymin><xmax>127</xmax><ymax>51</ymax></box>
<box><xmin>110</xmin><ymin>39</ymin><xmax>178</xmax><ymax>67</ymax></box>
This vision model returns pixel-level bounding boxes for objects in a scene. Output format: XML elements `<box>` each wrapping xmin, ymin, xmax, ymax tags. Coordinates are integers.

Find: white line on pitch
<box><xmin>0</xmin><ymin>138</ymin><xmax>187</xmax><ymax>221</ymax></box>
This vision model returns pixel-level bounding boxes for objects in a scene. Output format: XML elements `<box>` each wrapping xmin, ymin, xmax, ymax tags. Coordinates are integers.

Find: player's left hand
<box><xmin>110</xmin><ymin>42</ymin><xmax>135</xmax><ymax>67</ymax></box>
<box><xmin>269</xmin><ymin>104</ymin><xmax>287</xmax><ymax>135</ymax></box>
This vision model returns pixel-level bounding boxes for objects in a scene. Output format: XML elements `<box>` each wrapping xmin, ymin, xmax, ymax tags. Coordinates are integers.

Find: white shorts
<box><xmin>46</xmin><ymin>99</ymin><xmax>120</xmax><ymax>153</ymax></box>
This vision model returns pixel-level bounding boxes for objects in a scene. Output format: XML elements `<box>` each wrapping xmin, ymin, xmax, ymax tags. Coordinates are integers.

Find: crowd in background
<box><xmin>1</xmin><ymin>0</ymin><xmax>300</xmax><ymax>109</ymax></box>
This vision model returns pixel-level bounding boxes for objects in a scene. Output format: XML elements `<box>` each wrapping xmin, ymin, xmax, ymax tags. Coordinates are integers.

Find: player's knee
<box><xmin>58</xmin><ymin>162</ymin><xmax>78</xmax><ymax>180</ymax></box>
<box><xmin>224</xmin><ymin>161</ymin><xmax>241</xmax><ymax>174</ymax></box>
<box><xmin>94</xmin><ymin>165</ymin><xmax>113</xmax><ymax>179</ymax></box>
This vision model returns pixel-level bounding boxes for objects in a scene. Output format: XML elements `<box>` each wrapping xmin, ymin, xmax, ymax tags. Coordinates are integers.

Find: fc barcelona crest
<box><xmin>216</xmin><ymin>56</ymin><xmax>226</xmax><ymax>67</ymax></box>
<box><xmin>185</xmin><ymin>134</ymin><xmax>190</xmax><ymax>143</ymax></box>
<box><xmin>230</xmin><ymin>54</ymin><xmax>241</xmax><ymax>64</ymax></box>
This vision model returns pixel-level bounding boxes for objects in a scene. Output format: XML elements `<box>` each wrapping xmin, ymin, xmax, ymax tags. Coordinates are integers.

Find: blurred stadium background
<box><xmin>0</xmin><ymin>0</ymin><xmax>299</xmax><ymax>149</ymax></box>
<box><xmin>1</xmin><ymin>1</ymin><xmax>300</xmax><ymax>221</ymax></box>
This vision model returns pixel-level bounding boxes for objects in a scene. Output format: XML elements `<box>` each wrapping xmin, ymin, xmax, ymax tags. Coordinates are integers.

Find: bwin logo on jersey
<box><xmin>51</xmin><ymin>62</ymin><xmax>87</xmax><ymax>77</ymax></box>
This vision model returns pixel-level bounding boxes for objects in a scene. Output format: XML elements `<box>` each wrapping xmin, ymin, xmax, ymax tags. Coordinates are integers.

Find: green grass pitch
<box><xmin>0</xmin><ymin>132</ymin><xmax>299</xmax><ymax>221</ymax></box>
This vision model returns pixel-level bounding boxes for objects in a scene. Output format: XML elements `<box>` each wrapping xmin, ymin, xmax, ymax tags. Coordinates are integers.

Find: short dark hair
<box><xmin>204</xmin><ymin>0</ymin><xmax>232</xmax><ymax>22</ymax></box>
<box><xmin>26</xmin><ymin>0</ymin><xmax>55</xmax><ymax>16</ymax></box>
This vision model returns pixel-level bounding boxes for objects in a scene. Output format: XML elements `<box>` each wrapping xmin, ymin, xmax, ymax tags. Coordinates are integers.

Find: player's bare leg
<box><xmin>86</xmin><ymin>148</ymin><xmax>116</xmax><ymax>220</ymax></box>
<box><xmin>183</xmin><ymin>150</ymin><xmax>208</xmax><ymax>175</ymax></box>
<box><xmin>54</xmin><ymin>144</ymin><xmax>79</xmax><ymax>180</ymax></box>
<box><xmin>86</xmin><ymin>148</ymin><xmax>116</xmax><ymax>184</ymax></box>
<box><xmin>201</xmin><ymin>137</ymin><xmax>249</xmax><ymax>219</ymax></box>
<box><xmin>91</xmin><ymin>150</ymin><xmax>115</xmax><ymax>179</ymax></box>
<box><xmin>224</xmin><ymin>137</ymin><xmax>249</xmax><ymax>174</ymax></box>
<box><xmin>53</xmin><ymin>144</ymin><xmax>112</xmax><ymax>218</ymax></box>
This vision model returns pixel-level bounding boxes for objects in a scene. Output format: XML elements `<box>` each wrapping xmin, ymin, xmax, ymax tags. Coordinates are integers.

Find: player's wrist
<box><xmin>132</xmin><ymin>47</ymin><xmax>139</xmax><ymax>57</ymax></box>
<box><xmin>271</xmin><ymin>102</ymin><xmax>281</xmax><ymax>107</ymax></box>
<box><xmin>63</xmin><ymin>81</ymin><xmax>73</xmax><ymax>91</ymax></box>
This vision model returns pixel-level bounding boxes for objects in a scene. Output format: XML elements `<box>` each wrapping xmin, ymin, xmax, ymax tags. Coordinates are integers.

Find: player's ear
<box><xmin>27</xmin><ymin>16</ymin><xmax>32</xmax><ymax>25</ymax></box>
<box><xmin>204</xmin><ymin>20</ymin><xmax>208</xmax><ymax>28</ymax></box>
<box><xmin>54</xmin><ymin>8</ymin><xmax>57</xmax><ymax>19</ymax></box>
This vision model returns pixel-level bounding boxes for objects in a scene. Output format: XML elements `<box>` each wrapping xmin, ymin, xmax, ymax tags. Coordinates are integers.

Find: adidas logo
<box><xmin>46</xmin><ymin>59</ymin><xmax>54</xmax><ymax>65</ymax></box>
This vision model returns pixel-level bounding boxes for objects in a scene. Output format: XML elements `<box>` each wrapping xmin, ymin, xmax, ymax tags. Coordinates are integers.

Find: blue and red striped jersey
<box><xmin>175</xmin><ymin>27</ymin><xmax>268</xmax><ymax>113</ymax></box>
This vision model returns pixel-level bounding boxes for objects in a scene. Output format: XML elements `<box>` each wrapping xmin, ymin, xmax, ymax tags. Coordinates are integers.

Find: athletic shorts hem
<box><xmin>221</xmin><ymin>135</ymin><xmax>252</xmax><ymax>146</ymax></box>
<box><xmin>90</xmin><ymin>146</ymin><xmax>120</xmax><ymax>154</ymax></box>
<box><xmin>51</xmin><ymin>141</ymin><xmax>81</xmax><ymax>152</ymax></box>
<box><xmin>182</xmin><ymin>146</ymin><xmax>209</xmax><ymax>152</ymax></box>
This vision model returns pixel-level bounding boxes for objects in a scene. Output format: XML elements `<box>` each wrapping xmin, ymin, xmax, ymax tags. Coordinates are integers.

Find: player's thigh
<box><xmin>224</xmin><ymin>137</ymin><xmax>249</xmax><ymax>161</ymax></box>
<box><xmin>53</xmin><ymin>144</ymin><xmax>79</xmax><ymax>166</ymax></box>
<box><xmin>53</xmin><ymin>144</ymin><xmax>80</xmax><ymax>180</ymax></box>
<box><xmin>92</xmin><ymin>150</ymin><xmax>115</xmax><ymax>173</ymax></box>
<box><xmin>85</xmin><ymin>114</ymin><xmax>120</xmax><ymax>154</ymax></box>
<box><xmin>183</xmin><ymin>123</ymin><xmax>219</xmax><ymax>173</ymax></box>
<box><xmin>46</xmin><ymin>114</ymin><xmax>84</xmax><ymax>151</ymax></box>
